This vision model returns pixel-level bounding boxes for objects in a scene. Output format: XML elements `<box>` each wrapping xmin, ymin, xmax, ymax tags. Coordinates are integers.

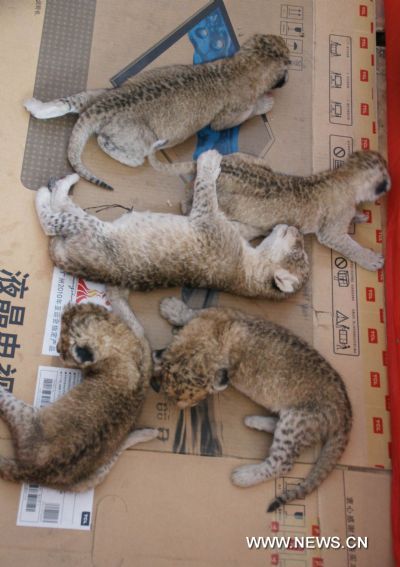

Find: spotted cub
<box><xmin>24</xmin><ymin>34</ymin><xmax>289</xmax><ymax>190</ymax></box>
<box><xmin>151</xmin><ymin>297</ymin><xmax>352</xmax><ymax>512</ymax></box>
<box><xmin>35</xmin><ymin>150</ymin><xmax>309</xmax><ymax>299</ymax></box>
<box><xmin>149</xmin><ymin>148</ymin><xmax>390</xmax><ymax>271</ymax></box>
<box><xmin>0</xmin><ymin>297</ymin><xmax>158</xmax><ymax>491</ymax></box>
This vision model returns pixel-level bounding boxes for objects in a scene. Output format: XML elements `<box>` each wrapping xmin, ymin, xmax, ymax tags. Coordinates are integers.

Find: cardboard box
<box><xmin>0</xmin><ymin>0</ymin><xmax>393</xmax><ymax>564</ymax></box>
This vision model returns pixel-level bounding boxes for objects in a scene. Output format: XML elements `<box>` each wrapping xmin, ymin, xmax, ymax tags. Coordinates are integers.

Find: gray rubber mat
<box><xmin>21</xmin><ymin>0</ymin><xmax>96</xmax><ymax>190</ymax></box>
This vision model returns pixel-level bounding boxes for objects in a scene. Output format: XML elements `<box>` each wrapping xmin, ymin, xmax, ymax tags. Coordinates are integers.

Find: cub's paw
<box><xmin>358</xmin><ymin>249</ymin><xmax>384</xmax><ymax>271</ymax></box>
<box><xmin>53</xmin><ymin>174</ymin><xmax>80</xmax><ymax>194</ymax></box>
<box><xmin>124</xmin><ymin>428</ymin><xmax>160</xmax><ymax>449</ymax></box>
<box><xmin>150</xmin><ymin>139</ymin><xmax>168</xmax><ymax>152</ymax></box>
<box><xmin>197</xmin><ymin>149</ymin><xmax>222</xmax><ymax>181</ymax></box>
<box><xmin>35</xmin><ymin>185</ymin><xmax>52</xmax><ymax>209</ymax></box>
<box><xmin>231</xmin><ymin>463</ymin><xmax>267</xmax><ymax>488</ymax></box>
<box><xmin>257</xmin><ymin>93</ymin><xmax>275</xmax><ymax>114</ymax></box>
<box><xmin>352</xmin><ymin>212</ymin><xmax>369</xmax><ymax>224</ymax></box>
<box><xmin>160</xmin><ymin>297</ymin><xmax>188</xmax><ymax>325</ymax></box>
<box><xmin>244</xmin><ymin>415</ymin><xmax>278</xmax><ymax>433</ymax></box>
<box><xmin>24</xmin><ymin>97</ymin><xmax>70</xmax><ymax>119</ymax></box>
<box><xmin>50</xmin><ymin>174</ymin><xmax>80</xmax><ymax>210</ymax></box>
<box><xmin>136</xmin><ymin>428</ymin><xmax>160</xmax><ymax>441</ymax></box>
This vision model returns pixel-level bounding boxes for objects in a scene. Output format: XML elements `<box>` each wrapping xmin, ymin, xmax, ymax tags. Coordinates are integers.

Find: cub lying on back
<box><xmin>149</xmin><ymin>148</ymin><xmax>390</xmax><ymax>271</ymax></box>
<box><xmin>24</xmin><ymin>34</ymin><xmax>289</xmax><ymax>191</ymax></box>
<box><xmin>152</xmin><ymin>297</ymin><xmax>352</xmax><ymax>512</ymax></box>
<box><xmin>0</xmin><ymin>297</ymin><xmax>158</xmax><ymax>491</ymax></box>
<box><xmin>35</xmin><ymin>150</ymin><xmax>309</xmax><ymax>299</ymax></box>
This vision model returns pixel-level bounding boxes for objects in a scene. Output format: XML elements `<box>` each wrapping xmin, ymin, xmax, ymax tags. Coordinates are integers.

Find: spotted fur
<box><xmin>24</xmin><ymin>34</ymin><xmax>289</xmax><ymax>190</ymax></box>
<box><xmin>153</xmin><ymin>298</ymin><xmax>352</xmax><ymax>511</ymax></box>
<box><xmin>149</xmin><ymin>149</ymin><xmax>390</xmax><ymax>271</ymax></box>
<box><xmin>35</xmin><ymin>152</ymin><xmax>309</xmax><ymax>299</ymax></box>
<box><xmin>0</xmin><ymin>300</ymin><xmax>158</xmax><ymax>491</ymax></box>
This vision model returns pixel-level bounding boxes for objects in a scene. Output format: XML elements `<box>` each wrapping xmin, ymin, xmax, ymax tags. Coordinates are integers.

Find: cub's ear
<box><xmin>152</xmin><ymin>349</ymin><xmax>166</xmax><ymax>364</ymax></box>
<box><xmin>213</xmin><ymin>368</ymin><xmax>229</xmax><ymax>392</ymax></box>
<box><xmin>273</xmin><ymin>269</ymin><xmax>299</xmax><ymax>293</ymax></box>
<box><xmin>72</xmin><ymin>345</ymin><xmax>95</xmax><ymax>365</ymax></box>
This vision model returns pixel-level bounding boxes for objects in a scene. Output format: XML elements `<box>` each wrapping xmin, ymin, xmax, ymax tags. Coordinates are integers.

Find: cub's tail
<box><xmin>147</xmin><ymin>140</ymin><xmax>196</xmax><ymax>176</ymax></box>
<box><xmin>68</xmin><ymin>113</ymin><xmax>114</xmax><ymax>191</ymax></box>
<box><xmin>267</xmin><ymin>428</ymin><xmax>350</xmax><ymax>512</ymax></box>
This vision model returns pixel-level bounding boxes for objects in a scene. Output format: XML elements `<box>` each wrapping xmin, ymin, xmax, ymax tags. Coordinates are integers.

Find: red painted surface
<box><xmin>384</xmin><ymin>0</ymin><xmax>400</xmax><ymax>561</ymax></box>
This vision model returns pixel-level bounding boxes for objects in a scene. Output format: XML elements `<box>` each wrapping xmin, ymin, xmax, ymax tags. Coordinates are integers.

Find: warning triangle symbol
<box><xmin>336</xmin><ymin>310</ymin><xmax>349</xmax><ymax>325</ymax></box>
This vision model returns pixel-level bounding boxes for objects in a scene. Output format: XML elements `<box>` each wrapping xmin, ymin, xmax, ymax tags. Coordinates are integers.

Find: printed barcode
<box><xmin>42</xmin><ymin>503</ymin><xmax>60</xmax><ymax>523</ymax></box>
<box><xmin>25</xmin><ymin>484</ymin><xmax>40</xmax><ymax>512</ymax></box>
<box><xmin>40</xmin><ymin>378</ymin><xmax>54</xmax><ymax>407</ymax></box>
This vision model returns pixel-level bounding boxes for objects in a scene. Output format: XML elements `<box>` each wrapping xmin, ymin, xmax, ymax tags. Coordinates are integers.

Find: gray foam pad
<box><xmin>21</xmin><ymin>0</ymin><xmax>96</xmax><ymax>190</ymax></box>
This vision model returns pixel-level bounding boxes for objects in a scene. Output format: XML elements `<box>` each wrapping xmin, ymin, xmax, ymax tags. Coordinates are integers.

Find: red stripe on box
<box><xmin>372</xmin><ymin>121</ymin><xmax>377</xmax><ymax>134</ymax></box>
<box><xmin>359</xmin><ymin>4</ymin><xmax>368</xmax><ymax>16</ymax></box>
<box><xmin>383</xmin><ymin>350</ymin><xmax>388</xmax><ymax>366</ymax></box>
<box><xmin>385</xmin><ymin>0</ymin><xmax>400</xmax><ymax>556</ymax></box>
<box><xmin>386</xmin><ymin>395</ymin><xmax>391</xmax><ymax>411</ymax></box>
<box><xmin>360</xmin><ymin>69</ymin><xmax>369</xmax><ymax>82</ymax></box>
<box><xmin>378</xmin><ymin>269</ymin><xmax>384</xmax><ymax>283</ymax></box>
<box><xmin>371</xmin><ymin>53</ymin><xmax>375</xmax><ymax>66</ymax></box>
<box><xmin>380</xmin><ymin>308</ymin><xmax>385</xmax><ymax>323</ymax></box>
<box><xmin>360</xmin><ymin>36</ymin><xmax>368</xmax><ymax>48</ymax></box>
<box><xmin>376</xmin><ymin>229</ymin><xmax>383</xmax><ymax>243</ymax></box>
<box><xmin>371</xmin><ymin>21</ymin><xmax>374</xmax><ymax>33</ymax></box>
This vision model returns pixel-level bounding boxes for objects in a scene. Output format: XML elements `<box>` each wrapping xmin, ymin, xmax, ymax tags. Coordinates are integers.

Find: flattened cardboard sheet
<box><xmin>0</xmin><ymin>0</ymin><xmax>393</xmax><ymax>565</ymax></box>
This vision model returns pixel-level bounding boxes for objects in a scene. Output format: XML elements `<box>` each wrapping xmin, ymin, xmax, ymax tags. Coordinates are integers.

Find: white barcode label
<box><xmin>17</xmin><ymin>366</ymin><xmax>94</xmax><ymax>530</ymax></box>
<box><xmin>42</xmin><ymin>266</ymin><xmax>110</xmax><ymax>356</ymax></box>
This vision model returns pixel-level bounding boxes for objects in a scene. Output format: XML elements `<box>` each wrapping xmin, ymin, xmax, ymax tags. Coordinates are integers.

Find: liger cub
<box><xmin>152</xmin><ymin>297</ymin><xmax>352</xmax><ymax>512</ymax></box>
<box><xmin>35</xmin><ymin>150</ymin><xmax>309</xmax><ymax>299</ymax></box>
<box><xmin>0</xmin><ymin>295</ymin><xmax>158</xmax><ymax>491</ymax></box>
<box><xmin>24</xmin><ymin>34</ymin><xmax>290</xmax><ymax>191</ymax></box>
<box><xmin>149</xmin><ymin>148</ymin><xmax>390</xmax><ymax>271</ymax></box>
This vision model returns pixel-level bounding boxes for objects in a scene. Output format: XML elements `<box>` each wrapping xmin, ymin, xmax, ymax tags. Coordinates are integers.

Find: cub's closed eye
<box><xmin>375</xmin><ymin>179</ymin><xmax>389</xmax><ymax>196</ymax></box>
<box><xmin>272</xmin><ymin>70</ymin><xmax>289</xmax><ymax>89</ymax></box>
